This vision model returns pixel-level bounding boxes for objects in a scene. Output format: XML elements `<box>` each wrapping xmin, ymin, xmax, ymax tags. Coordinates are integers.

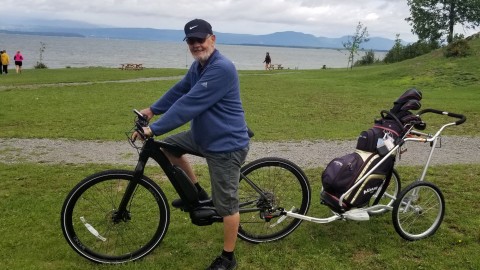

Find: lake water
<box><xmin>0</xmin><ymin>33</ymin><xmax>386</xmax><ymax>70</ymax></box>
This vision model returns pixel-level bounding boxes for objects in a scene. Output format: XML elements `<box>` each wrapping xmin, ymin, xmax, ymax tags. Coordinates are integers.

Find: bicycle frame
<box><xmin>117</xmin><ymin>136</ymin><xmax>276</xmax><ymax>225</ymax></box>
<box><xmin>115</xmin><ymin>138</ymin><xmax>197</xmax><ymax>221</ymax></box>
<box><xmin>283</xmin><ymin>108</ymin><xmax>466</xmax><ymax>224</ymax></box>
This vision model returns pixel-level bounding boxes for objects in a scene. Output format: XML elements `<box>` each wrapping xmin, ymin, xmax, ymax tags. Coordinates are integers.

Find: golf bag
<box><xmin>321</xmin><ymin>88</ymin><xmax>423</xmax><ymax>212</ymax></box>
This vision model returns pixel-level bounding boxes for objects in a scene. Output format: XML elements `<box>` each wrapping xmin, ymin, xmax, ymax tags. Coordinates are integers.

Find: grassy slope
<box><xmin>0</xmin><ymin>37</ymin><xmax>479</xmax><ymax>141</ymax></box>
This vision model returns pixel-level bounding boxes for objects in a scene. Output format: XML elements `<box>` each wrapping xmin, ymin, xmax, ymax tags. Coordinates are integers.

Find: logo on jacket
<box><xmin>201</xmin><ymin>82</ymin><xmax>208</xmax><ymax>88</ymax></box>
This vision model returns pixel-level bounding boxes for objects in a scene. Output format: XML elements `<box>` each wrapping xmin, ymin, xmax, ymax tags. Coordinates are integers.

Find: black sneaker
<box><xmin>206</xmin><ymin>255</ymin><xmax>237</xmax><ymax>270</ymax></box>
<box><xmin>172</xmin><ymin>188</ymin><xmax>210</xmax><ymax>208</ymax></box>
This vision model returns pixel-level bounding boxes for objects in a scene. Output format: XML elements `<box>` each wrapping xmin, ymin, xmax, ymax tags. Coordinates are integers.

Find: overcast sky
<box><xmin>2</xmin><ymin>0</ymin><xmax>477</xmax><ymax>42</ymax></box>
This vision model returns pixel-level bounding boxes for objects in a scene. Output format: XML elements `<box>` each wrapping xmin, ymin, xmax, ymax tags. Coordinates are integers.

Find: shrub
<box><xmin>34</xmin><ymin>62</ymin><xmax>48</xmax><ymax>69</ymax></box>
<box><xmin>444</xmin><ymin>39</ymin><xmax>471</xmax><ymax>58</ymax></box>
<box><xmin>354</xmin><ymin>50</ymin><xmax>379</xmax><ymax>66</ymax></box>
<box><xmin>384</xmin><ymin>38</ymin><xmax>439</xmax><ymax>64</ymax></box>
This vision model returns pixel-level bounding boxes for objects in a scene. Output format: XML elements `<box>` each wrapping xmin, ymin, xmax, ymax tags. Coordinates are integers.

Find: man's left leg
<box><xmin>206</xmin><ymin>147</ymin><xmax>248</xmax><ymax>269</ymax></box>
<box><xmin>223</xmin><ymin>213</ymin><xmax>240</xmax><ymax>252</ymax></box>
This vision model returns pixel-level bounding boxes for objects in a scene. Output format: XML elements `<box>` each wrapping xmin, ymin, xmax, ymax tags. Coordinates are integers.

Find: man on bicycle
<box><xmin>135</xmin><ymin>18</ymin><xmax>250</xmax><ymax>270</ymax></box>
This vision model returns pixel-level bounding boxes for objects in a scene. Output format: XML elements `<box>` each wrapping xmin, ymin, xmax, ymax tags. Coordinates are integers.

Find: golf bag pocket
<box><xmin>356</xmin><ymin>118</ymin><xmax>403</xmax><ymax>154</ymax></box>
<box><xmin>343</xmin><ymin>172</ymin><xmax>386</xmax><ymax>207</ymax></box>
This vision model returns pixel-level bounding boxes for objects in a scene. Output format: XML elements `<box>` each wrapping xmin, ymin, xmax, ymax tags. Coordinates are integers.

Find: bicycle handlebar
<box><xmin>133</xmin><ymin>109</ymin><xmax>148</xmax><ymax>123</ymax></box>
<box><xmin>418</xmin><ymin>108</ymin><xmax>466</xmax><ymax>126</ymax></box>
<box><xmin>132</xmin><ymin>109</ymin><xmax>150</xmax><ymax>140</ymax></box>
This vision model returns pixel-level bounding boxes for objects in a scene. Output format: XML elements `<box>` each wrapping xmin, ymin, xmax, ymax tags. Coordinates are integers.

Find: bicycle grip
<box><xmin>418</xmin><ymin>108</ymin><xmax>466</xmax><ymax>125</ymax></box>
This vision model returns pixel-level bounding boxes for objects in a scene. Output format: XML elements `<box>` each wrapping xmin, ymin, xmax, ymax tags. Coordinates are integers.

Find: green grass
<box><xmin>1</xmin><ymin>37</ymin><xmax>480</xmax><ymax>269</ymax></box>
<box><xmin>0</xmin><ymin>37</ymin><xmax>479</xmax><ymax>140</ymax></box>
<box><xmin>0</xmin><ymin>163</ymin><xmax>479</xmax><ymax>270</ymax></box>
<box><xmin>0</xmin><ymin>67</ymin><xmax>186</xmax><ymax>85</ymax></box>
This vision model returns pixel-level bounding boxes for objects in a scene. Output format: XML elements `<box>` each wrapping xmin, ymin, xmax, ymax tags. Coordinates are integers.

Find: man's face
<box><xmin>186</xmin><ymin>35</ymin><xmax>216</xmax><ymax>63</ymax></box>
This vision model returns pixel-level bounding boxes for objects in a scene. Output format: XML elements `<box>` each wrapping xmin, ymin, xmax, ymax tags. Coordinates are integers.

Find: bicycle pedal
<box><xmin>343</xmin><ymin>209</ymin><xmax>370</xmax><ymax>221</ymax></box>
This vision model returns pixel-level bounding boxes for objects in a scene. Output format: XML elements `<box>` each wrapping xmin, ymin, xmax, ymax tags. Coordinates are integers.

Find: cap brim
<box><xmin>183</xmin><ymin>32</ymin><xmax>210</xmax><ymax>41</ymax></box>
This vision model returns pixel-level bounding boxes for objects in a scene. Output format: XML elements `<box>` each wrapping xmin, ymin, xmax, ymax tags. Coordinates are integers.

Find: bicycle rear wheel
<box><xmin>392</xmin><ymin>181</ymin><xmax>445</xmax><ymax>241</ymax></box>
<box><xmin>237</xmin><ymin>157</ymin><xmax>311</xmax><ymax>243</ymax></box>
<box><xmin>61</xmin><ymin>170</ymin><xmax>170</xmax><ymax>263</ymax></box>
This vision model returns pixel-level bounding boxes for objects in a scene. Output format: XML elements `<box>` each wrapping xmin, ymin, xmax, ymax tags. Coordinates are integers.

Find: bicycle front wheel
<box><xmin>61</xmin><ymin>170</ymin><xmax>170</xmax><ymax>263</ymax></box>
<box><xmin>237</xmin><ymin>157</ymin><xmax>311</xmax><ymax>243</ymax></box>
<box><xmin>392</xmin><ymin>181</ymin><xmax>445</xmax><ymax>241</ymax></box>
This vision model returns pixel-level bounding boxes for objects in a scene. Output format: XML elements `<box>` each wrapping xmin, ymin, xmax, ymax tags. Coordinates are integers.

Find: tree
<box><xmin>343</xmin><ymin>22</ymin><xmax>369</xmax><ymax>69</ymax></box>
<box><xmin>34</xmin><ymin>42</ymin><xmax>48</xmax><ymax>69</ymax></box>
<box><xmin>406</xmin><ymin>0</ymin><xmax>480</xmax><ymax>44</ymax></box>
<box><xmin>383</xmin><ymin>34</ymin><xmax>439</xmax><ymax>64</ymax></box>
<box><xmin>383</xmin><ymin>34</ymin><xmax>404</xmax><ymax>63</ymax></box>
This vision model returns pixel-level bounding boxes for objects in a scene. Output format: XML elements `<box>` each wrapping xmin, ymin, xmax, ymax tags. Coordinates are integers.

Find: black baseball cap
<box><xmin>183</xmin><ymin>19</ymin><xmax>213</xmax><ymax>40</ymax></box>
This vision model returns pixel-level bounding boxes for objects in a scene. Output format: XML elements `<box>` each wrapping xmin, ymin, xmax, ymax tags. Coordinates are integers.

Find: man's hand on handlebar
<box><xmin>139</xmin><ymin>108</ymin><xmax>154</xmax><ymax>121</ymax></box>
<box><xmin>131</xmin><ymin>108</ymin><xmax>155</xmax><ymax>142</ymax></box>
<box><xmin>131</xmin><ymin>126</ymin><xmax>154</xmax><ymax>142</ymax></box>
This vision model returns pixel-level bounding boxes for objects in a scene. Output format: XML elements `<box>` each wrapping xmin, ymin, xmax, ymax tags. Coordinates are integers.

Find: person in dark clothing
<box><xmin>263</xmin><ymin>52</ymin><xmax>271</xmax><ymax>70</ymax></box>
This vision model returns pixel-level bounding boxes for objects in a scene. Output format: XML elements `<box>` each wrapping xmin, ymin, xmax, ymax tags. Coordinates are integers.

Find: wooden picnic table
<box><xmin>120</xmin><ymin>63</ymin><xmax>143</xmax><ymax>70</ymax></box>
<box><xmin>268</xmin><ymin>64</ymin><xmax>284</xmax><ymax>70</ymax></box>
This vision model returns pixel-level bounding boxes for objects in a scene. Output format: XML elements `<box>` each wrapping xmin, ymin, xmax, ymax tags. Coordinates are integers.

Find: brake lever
<box><xmin>134</xmin><ymin>122</ymin><xmax>147</xmax><ymax>140</ymax></box>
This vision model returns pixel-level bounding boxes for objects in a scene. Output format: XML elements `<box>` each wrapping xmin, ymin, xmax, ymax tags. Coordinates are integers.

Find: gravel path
<box><xmin>1</xmin><ymin>136</ymin><xmax>479</xmax><ymax>168</ymax></box>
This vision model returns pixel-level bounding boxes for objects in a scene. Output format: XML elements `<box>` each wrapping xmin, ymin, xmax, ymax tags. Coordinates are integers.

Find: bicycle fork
<box><xmin>113</xmin><ymin>156</ymin><xmax>148</xmax><ymax>223</ymax></box>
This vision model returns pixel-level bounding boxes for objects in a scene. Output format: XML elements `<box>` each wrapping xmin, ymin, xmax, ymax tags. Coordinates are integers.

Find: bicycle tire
<box><xmin>368</xmin><ymin>169</ymin><xmax>401</xmax><ymax>215</ymax></box>
<box><xmin>392</xmin><ymin>181</ymin><xmax>445</xmax><ymax>241</ymax></box>
<box><xmin>237</xmin><ymin>157</ymin><xmax>311</xmax><ymax>243</ymax></box>
<box><xmin>61</xmin><ymin>170</ymin><xmax>170</xmax><ymax>263</ymax></box>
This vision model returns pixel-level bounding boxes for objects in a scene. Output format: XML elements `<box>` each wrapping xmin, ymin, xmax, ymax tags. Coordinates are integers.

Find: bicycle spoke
<box><xmin>237</xmin><ymin>158</ymin><xmax>311</xmax><ymax>243</ymax></box>
<box><xmin>61</xmin><ymin>170</ymin><xmax>170</xmax><ymax>263</ymax></box>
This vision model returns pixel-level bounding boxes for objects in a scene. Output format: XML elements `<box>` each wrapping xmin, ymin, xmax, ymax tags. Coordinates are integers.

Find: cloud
<box><xmin>1</xmin><ymin>0</ymin><xmax>426</xmax><ymax>41</ymax></box>
<box><xmin>365</xmin><ymin>13</ymin><xmax>380</xmax><ymax>21</ymax></box>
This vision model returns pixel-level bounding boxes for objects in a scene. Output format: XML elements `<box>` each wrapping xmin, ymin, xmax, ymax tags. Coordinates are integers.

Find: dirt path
<box><xmin>1</xmin><ymin>136</ymin><xmax>479</xmax><ymax>168</ymax></box>
<box><xmin>0</xmin><ymin>76</ymin><xmax>185</xmax><ymax>91</ymax></box>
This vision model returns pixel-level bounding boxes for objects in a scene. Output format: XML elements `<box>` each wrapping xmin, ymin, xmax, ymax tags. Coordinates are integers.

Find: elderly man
<box><xmin>135</xmin><ymin>19</ymin><xmax>249</xmax><ymax>270</ymax></box>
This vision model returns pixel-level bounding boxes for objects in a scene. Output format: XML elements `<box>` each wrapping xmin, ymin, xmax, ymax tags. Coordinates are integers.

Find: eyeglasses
<box><xmin>186</xmin><ymin>35</ymin><xmax>211</xmax><ymax>45</ymax></box>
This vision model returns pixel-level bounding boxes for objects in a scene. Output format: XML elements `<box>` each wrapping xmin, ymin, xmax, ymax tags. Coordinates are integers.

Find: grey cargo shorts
<box><xmin>164</xmin><ymin>130</ymin><xmax>249</xmax><ymax>216</ymax></box>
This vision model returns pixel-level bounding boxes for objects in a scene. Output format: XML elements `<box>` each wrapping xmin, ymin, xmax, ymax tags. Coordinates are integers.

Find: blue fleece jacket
<box><xmin>149</xmin><ymin>49</ymin><xmax>250</xmax><ymax>153</ymax></box>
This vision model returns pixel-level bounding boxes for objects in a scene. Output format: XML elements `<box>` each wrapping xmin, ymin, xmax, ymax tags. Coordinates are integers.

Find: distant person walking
<box><xmin>1</xmin><ymin>50</ymin><xmax>10</xmax><ymax>74</ymax></box>
<box><xmin>263</xmin><ymin>52</ymin><xmax>271</xmax><ymax>70</ymax></box>
<box><xmin>14</xmin><ymin>51</ymin><xmax>24</xmax><ymax>74</ymax></box>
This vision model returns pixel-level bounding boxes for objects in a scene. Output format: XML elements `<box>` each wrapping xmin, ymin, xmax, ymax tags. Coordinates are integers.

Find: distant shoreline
<box><xmin>1</xmin><ymin>31</ymin><xmax>389</xmax><ymax>53</ymax></box>
<box><xmin>0</xmin><ymin>29</ymin><xmax>393</xmax><ymax>51</ymax></box>
<box><xmin>0</xmin><ymin>30</ymin><xmax>84</xmax><ymax>38</ymax></box>
<box><xmin>230</xmin><ymin>42</ymin><xmax>389</xmax><ymax>52</ymax></box>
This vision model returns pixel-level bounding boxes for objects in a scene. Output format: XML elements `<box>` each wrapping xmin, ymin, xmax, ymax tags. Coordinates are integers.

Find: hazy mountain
<box><xmin>0</xmin><ymin>18</ymin><xmax>397</xmax><ymax>51</ymax></box>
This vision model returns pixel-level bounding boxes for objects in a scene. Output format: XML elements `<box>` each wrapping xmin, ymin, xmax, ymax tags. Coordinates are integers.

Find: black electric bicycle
<box><xmin>60</xmin><ymin>110</ymin><xmax>311</xmax><ymax>264</ymax></box>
